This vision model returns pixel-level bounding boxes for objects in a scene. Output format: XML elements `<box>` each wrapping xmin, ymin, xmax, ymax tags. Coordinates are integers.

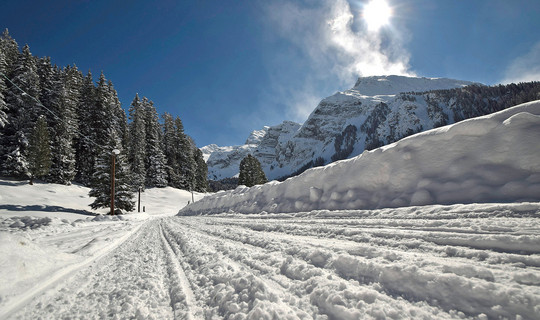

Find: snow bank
<box><xmin>180</xmin><ymin>100</ymin><xmax>540</xmax><ymax>215</ymax></box>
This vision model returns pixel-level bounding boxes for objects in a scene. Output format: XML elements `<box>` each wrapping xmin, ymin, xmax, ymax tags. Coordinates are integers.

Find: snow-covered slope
<box><xmin>181</xmin><ymin>100</ymin><xmax>540</xmax><ymax>215</ymax></box>
<box><xmin>204</xmin><ymin>75</ymin><xmax>477</xmax><ymax>180</ymax></box>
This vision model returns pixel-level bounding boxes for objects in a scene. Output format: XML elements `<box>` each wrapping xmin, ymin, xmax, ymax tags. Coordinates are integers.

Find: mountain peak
<box><xmin>245</xmin><ymin>127</ymin><xmax>269</xmax><ymax>145</ymax></box>
<box><xmin>352</xmin><ymin>75</ymin><xmax>478</xmax><ymax>96</ymax></box>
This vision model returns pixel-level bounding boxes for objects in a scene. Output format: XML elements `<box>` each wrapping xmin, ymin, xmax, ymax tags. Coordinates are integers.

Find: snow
<box><xmin>351</xmin><ymin>75</ymin><xmax>477</xmax><ymax>96</ymax></box>
<box><xmin>245</xmin><ymin>126</ymin><xmax>270</xmax><ymax>145</ymax></box>
<box><xmin>0</xmin><ymin>179</ymin><xmax>204</xmax><ymax>318</ymax></box>
<box><xmin>4</xmin><ymin>199</ymin><xmax>539</xmax><ymax>319</ymax></box>
<box><xmin>1</xmin><ymin>102</ymin><xmax>539</xmax><ymax>319</ymax></box>
<box><xmin>181</xmin><ymin>100</ymin><xmax>540</xmax><ymax>215</ymax></box>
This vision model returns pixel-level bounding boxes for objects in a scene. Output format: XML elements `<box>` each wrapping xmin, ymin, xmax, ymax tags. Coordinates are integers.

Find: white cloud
<box><xmin>264</xmin><ymin>0</ymin><xmax>414</xmax><ymax>123</ymax></box>
<box><xmin>502</xmin><ymin>42</ymin><xmax>540</xmax><ymax>84</ymax></box>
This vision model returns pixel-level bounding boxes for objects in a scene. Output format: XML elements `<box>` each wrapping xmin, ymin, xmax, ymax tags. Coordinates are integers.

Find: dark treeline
<box><xmin>0</xmin><ymin>30</ymin><xmax>207</xmax><ymax>211</ymax></box>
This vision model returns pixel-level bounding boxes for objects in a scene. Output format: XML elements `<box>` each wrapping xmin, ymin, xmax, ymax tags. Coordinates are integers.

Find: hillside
<box><xmin>203</xmin><ymin>76</ymin><xmax>540</xmax><ymax>181</ymax></box>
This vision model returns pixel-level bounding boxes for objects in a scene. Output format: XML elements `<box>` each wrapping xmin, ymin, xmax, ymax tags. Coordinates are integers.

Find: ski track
<box><xmin>159</xmin><ymin>222</ymin><xmax>203</xmax><ymax>319</ymax></box>
<box><xmin>8</xmin><ymin>209</ymin><xmax>540</xmax><ymax>320</ymax></box>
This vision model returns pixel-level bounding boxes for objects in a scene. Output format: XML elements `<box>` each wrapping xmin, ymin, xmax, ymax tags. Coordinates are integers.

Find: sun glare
<box><xmin>363</xmin><ymin>0</ymin><xmax>392</xmax><ymax>31</ymax></box>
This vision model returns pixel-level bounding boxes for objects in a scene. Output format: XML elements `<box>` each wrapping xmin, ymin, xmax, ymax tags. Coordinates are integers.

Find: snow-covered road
<box><xmin>6</xmin><ymin>203</ymin><xmax>540</xmax><ymax>319</ymax></box>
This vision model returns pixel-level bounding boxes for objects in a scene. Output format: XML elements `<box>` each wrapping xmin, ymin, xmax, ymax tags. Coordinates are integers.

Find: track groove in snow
<box><xmin>11</xmin><ymin>222</ymin><xmax>175</xmax><ymax>319</ymax></box>
<box><xmin>0</xmin><ymin>220</ymin><xmax>143</xmax><ymax>319</ymax></box>
<box><xmin>159</xmin><ymin>222</ymin><xmax>203</xmax><ymax>319</ymax></box>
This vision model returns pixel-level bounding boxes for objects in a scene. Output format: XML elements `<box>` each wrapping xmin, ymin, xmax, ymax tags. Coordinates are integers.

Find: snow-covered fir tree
<box><xmin>47</xmin><ymin>65</ymin><xmax>80</xmax><ymax>184</ymax></box>
<box><xmin>89</xmin><ymin>130</ymin><xmax>134</xmax><ymax>213</ymax></box>
<box><xmin>27</xmin><ymin>115</ymin><xmax>51</xmax><ymax>184</ymax></box>
<box><xmin>0</xmin><ymin>29</ymin><xmax>19</xmax><ymax>74</ymax></box>
<box><xmin>238</xmin><ymin>154</ymin><xmax>267</xmax><ymax>187</ymax></box>
<box><xmin>0</xmin><ymin>30</ymin><xmax>16</xmax><ymax>131</ymax></box>
<box><xmin>143</xmin><ymin>98</ymin><xmax>167</xmax><ymax>187</ymax></box>
<box><xmin>162</xmin><ymin>112</ymin><xmax>180</xmax><ymax>187</ymax></box>
<box><xmin>94</xmin><ymin>72</ymin><xmax>114</xmax><ymax>147</ymax></box>
<box><xmin>108</xmin><ymin>80</ymin><xmax>129</xmax><ymax>148</ymax></box>
<box><xmin>34</xmin><ymin>58</ymin><xmax>79</xmax><ymax>184</ymax></box>
<box><xmin>2</xmin><ymin>44</ymin><xmax>40</xmax><ymax>178</ymax></box>
<box><xmin>0</xmin><ymin>49</ymin><xmax>8</xmax><ymax>129</ymax></box>
<box><xmin>36</xmin><ymin>57</ymin><xmax>55</xmax><ymax>113</ymax></box>
<box><xmin>175</xmin><ymin>116</ymin><xmax>196</xmax><ymax>190</ymax></box>
<box><xmin>193</xmin><ymin>148</ymin><xmax>208</xmax><ymax>192</ymax></box>
<box><xmin>75</xmin><ymin>71</ymin><xmax>97</xmax><ymax>184</ymax></box>
<box><xmin>128</xmin><ymin>94</ymin><xmax>147</xmax><ymax>190</ymax></box>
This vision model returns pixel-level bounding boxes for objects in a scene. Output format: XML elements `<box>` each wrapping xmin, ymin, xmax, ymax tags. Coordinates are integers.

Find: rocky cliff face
<box><xmin>203</xmin><ymin>75</ymin><xmax>539</xmax><ymax>181</ymax></box>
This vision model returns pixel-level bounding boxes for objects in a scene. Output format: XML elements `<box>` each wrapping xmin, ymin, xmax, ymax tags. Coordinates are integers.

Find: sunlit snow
<box><xmin>1</xmin><ymin>101</ymin><xmax>539</xmax><ymax>319</ymax></box>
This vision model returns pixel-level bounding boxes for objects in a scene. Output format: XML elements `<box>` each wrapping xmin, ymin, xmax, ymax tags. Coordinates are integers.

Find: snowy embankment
<box><xmin>180</xmin><ymin>100</ymin><xmax>540</xmax><ymax>216</ymax></box>
<box><xmin>0</xmin><ymin>179</ymin><xmax>203</xmax><ymax>318</ymax></box>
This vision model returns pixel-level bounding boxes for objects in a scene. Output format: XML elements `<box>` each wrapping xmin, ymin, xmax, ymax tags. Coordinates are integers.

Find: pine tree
<box><xmin>128</xmin><ymin>94</ymin><xmax>146</xmax><ymax>190</ymax></box>
<box><xmin>75</xmin><ymin>71</ymin><xmax>97</xmax><ymax>184</ymax></box>
<box><xmin>36</xmin><ymin>57</ymin><xmax>55</xmax><ymax>111</ymax></box>
<box><xmin>47</xmin><ymin>65</ymin><xmax>80</xmax><ymax>184</ymax></box>
<box><xmin>143</xmin><ymin>98</ymin><xmax>167</xmax><ymax>187</ymax></box>
<box><xmin>162</xmin><ymin>112</ymin><xmax>180</xmax><ymax>187</ymax></box>
<box><xmin>0</xmin><ymin>29</ymin><xmax>19</xmax><ymax>74</ymax></box>
<box><xmin>2</xmin><ymin>44</ymin><xmax>40</xmax><ymax>178</ymax></box>
<box><xmin>94</xmin><ymin>72</ymin><xmax>114</xmax><ymax>147</ymax></box>
<box><xmin>175</xmin><ymin>117</ymin><xmax>196</xmax><ymax>190</ymax></box>
<box><xmin>0</xmin><ymin>29</ymin><xmax>17</xmax><ymax>131</ymax></box>
<box><xmin>193</xmin><ymin>148</ymin><xmax>208</xmax><ymax>192</ymax></box>
<box><xmin>89</xmin><ymin>130</ymin><xmax>134</xmax><ymax>213</ymax></box>
<box><xmin>238</xmin><ymin>154</ymin><xmax>267</xmax><ymax>187</ymax></box>
<box><xmin>108</xmin><ymin>80</ymin><xmax>129</xmax><ymax>148</ymax></box>
<box><xmin>27</xmin><ymin>115</ymin><xmax>51</xmax><ymax>184</ymax></box>
<box><xmin>88</xmin><ymin>73</ymin><xmax>134</xmax><ymax>213</ymax></box>
<box><xmin>0</xmin><ymin>50</ymin><xmax>8</xmax><ymax>129</ymax></box>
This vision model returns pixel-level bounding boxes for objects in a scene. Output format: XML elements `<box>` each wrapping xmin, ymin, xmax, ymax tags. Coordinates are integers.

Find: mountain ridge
<box><xmin>203</xmin><ymin>75</ymin><xmax>539</xmax><ymax>182</ymax></box>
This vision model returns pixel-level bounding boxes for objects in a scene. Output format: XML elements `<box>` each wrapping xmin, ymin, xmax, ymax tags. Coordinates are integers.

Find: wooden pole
<box><xmin>110</xmin><ymin>153</ymin><xmax>115</xmax><ymax>215</ymax></box>
<box><xmin>138</xmin><ymin>187</ymin><xmax>141</xmax><ymax>212</ymax></box>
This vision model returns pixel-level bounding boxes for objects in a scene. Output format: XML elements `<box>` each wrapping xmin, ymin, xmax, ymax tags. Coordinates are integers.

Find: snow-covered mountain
<box><xmin>202</xmin><ymin>121</ymin><xmax>302</xmax><ymax>180</ymax></box>
<box><xmin>182</xmin><ymin>100</ymin><xmax>540</xmax><ymax>215</ymax></box>
<box><xmin>203</xmin><ymin>75</ymin><xmax>537</xmax><ymax>181</ymax></box>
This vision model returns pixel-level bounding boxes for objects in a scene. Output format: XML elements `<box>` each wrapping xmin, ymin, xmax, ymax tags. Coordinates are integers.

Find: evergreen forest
<box><xmin>0</xmin><ymin>30</ymin><xmax>208</xmax><ymax>212</ymax></box>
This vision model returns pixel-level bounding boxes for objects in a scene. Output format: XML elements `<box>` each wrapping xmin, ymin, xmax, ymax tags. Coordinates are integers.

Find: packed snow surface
<box><xmin>181</xmin><ymin>100</ymin><xmax>540</xmax><ymax>215</ymax></box>
<box><xmin>0</xmin><ymin>179</ymin><xmax>204</xmax><ymax>318</ymax></box>
<box><xmin>2</xmin><ymin>191</ymin><xmax>540</xmax><ymax>318</ymax></box>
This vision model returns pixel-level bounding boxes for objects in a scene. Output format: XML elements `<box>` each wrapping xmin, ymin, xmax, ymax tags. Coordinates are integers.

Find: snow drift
<box><xmin>180</xmin><ymin>100</ymin><xmax>540</xmax><ymax>215</ymax></box>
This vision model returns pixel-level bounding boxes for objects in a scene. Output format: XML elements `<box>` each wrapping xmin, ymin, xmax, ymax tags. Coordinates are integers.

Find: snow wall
<box><xmin>179</xmin><ymin>100</ymin><xmax>540</xmax><ymax>215</ymax></box>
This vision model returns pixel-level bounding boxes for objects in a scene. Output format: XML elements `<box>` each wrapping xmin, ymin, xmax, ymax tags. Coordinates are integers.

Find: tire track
<box><xmin>165</xmin><ymin>218</ymin><xmax>463</xmax><ymax>319</ymax></box>
<box><xmin>159</xmin><ymin>221</ymin><xmax>203</xmax><ymax>319</ymax></box>
<box><xmin>161</xmin><ymin>220</ymin><xmax>316</xmax><ymax>319</ymax></box>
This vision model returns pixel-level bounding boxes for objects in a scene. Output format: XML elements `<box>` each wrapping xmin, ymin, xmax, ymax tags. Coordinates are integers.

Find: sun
<box><xmin>363</xmin><ymin>0</ymin><xmax>392</xmax><ymax>31</ymax></box>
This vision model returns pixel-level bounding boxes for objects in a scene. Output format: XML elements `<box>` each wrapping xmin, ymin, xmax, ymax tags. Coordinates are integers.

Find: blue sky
<box><xmin>2</xmin><ymin>0</ymin><xmax>539</xmax><ymax>147</ymax></box>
